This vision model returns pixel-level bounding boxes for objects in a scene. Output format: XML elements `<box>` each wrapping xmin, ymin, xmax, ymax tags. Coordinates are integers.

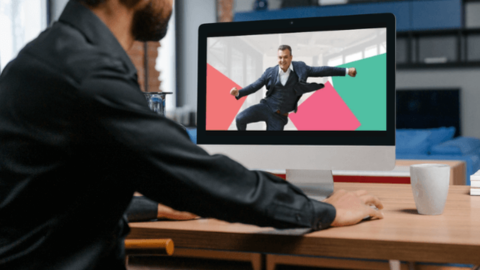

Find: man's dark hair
<box><xmin>74</xmin><ymin>0</ymin><xmax>139</xmax><ymax>7</ymax></box>
<box><xmin>278</xmin><ymin>45</ymin><xmax>292</xmax><ymax>55</ymax></box>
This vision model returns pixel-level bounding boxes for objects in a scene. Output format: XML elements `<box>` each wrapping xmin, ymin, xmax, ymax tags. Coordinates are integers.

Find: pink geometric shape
<box><xmin>206</xmin><ymin>64</ymin><xmax>246</xmax><ymax>130</ymax></box>
<box><xmin>289</xmin><ymin>81</ymin><xmax>361</xmax><ymax>131</ymax></box>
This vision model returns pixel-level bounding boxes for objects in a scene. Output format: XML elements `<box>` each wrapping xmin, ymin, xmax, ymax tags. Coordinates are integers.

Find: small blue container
<box><xmin>144</xmin><ymin>92</ymin><xmax>172</xmax><ymax>116</ymax></box>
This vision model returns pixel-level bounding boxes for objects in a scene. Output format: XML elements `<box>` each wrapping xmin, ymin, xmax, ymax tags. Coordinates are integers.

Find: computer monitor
<box><xmin>196</xmin><ymin>13</ymin><xmax>396</xmax><ymax>200</ymax></box>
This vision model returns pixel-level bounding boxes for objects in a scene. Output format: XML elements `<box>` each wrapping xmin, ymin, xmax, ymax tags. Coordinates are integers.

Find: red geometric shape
<box><xmin>333</xmin><ymin>175</ymin><xmax>410</xmax><ymax>184</ymax></box>
<box><xmin>206</xmin><ymin>64</ymin><xmax>246</xmax><ymax>130</ymax></box>
<box><xmin>289</xmin><ymin>81</ymin><xmax>361</xmax><ymax>131</ymax></box>
<box><xmin>272</xmin><ymin>174</ymin><xmax>410</xmax><ymax>184</ymax></box>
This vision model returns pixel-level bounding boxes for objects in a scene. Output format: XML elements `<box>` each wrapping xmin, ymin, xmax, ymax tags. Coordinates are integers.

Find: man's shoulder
<box><xmin>262</xmin><ymin>65</ymin><xmax>279</xmax><ymax>78</ymax></box>
<box><xmin>292</xmin><ymin>61</ymin><xmax>310</xmax><ymax>76</ymax></box>
<box><xmin>292</xmin><ymin>61</ymin><xmax>308</xmax><ymax>68</ymax></box>
<box><xmin>22</xmin><ymin>22</ymin><xmax>129</xmax><ymax>84</ymax></box>
<box><xmin>265</xmin><ymin>65</ymin><xmax>278</xmax><ymax>73</ymax></box>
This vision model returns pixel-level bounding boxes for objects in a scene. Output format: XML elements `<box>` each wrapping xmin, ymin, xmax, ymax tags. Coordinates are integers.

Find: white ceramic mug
<box><xmin>410</xmin><ymin>164</ymin><xmax>450</xmax><ymax>215</ymax></box>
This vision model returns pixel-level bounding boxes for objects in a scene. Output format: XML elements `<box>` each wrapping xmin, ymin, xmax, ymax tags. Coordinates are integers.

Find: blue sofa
<box><xmin>396</xmin><ymin>127</ymin><xmax>480</xmax><ymax>185</ymax></box>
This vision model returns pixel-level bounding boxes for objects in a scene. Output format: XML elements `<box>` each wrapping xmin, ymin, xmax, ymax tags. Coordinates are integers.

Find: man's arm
<box><xmin>231</xmin><ymin>69</ymin><xmax>269</xmax><ymax>100</ymax></box>
<box><xmin>295</xmin><ymin>66</ymin><xmax>357</xmax><ymax>95</ymax></box>
<box><xmin>80</xmin><ymin>70</ymin><xmax>381</xmax><ymax>230</ymax></box>
<box><xmin>125</xmin><ymin>196</ymin><xmax>158</xmax><ymax>221</ymax></box>
<box><xmin>307</xmin><ymin>66</ymin><xmax>356</xmax><ymax>78</ymax></box>
<box><xmin>126</xmin><ymin>196</ymin><xmax>198</xmax><ymax>222</ymax></box>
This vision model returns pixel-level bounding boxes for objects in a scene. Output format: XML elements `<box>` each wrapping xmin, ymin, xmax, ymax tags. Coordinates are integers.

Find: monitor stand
<box><xmin>286</xmin><ymin>169</ymin><xmax>334</xmax><ymax>201</ymax></box>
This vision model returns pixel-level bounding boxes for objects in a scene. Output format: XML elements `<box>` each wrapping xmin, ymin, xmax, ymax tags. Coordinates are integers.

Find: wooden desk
<box><xmin>270</xmin><ymin>160</ymin><xmax>466</xmax><ymax>186</ymax></box>
<box><xmin>334</xmin><ymin>159</ymin><xmax>466</xmax><ymax>185</ymax></box>
<box><xmin>127</xmin><ymin>183</ymin><xmax>480</xmax><ymax>267</ymax></box>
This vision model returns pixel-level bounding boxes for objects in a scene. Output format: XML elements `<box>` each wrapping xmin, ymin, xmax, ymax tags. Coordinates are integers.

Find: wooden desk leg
<box><xmin>251</xmin><ymin>253</ymin><xmax>262</xmax><ymax>270</ymax></box>
<box><xmin>267</xmin><ymin>254</ymin><xmax>400</xmax><ymax>270</ymax></box>
<box><xmin>389</xmin><ymin>260</ymin><xmax>401</xmax><ymax>270</ymax></box>
<box><xmin>266</xmin><ymin>256</ymin><xmax>275</xmax><ymax>270</ymax></box>
<box><xmin>171</xmin><ymin>248</ymin><xmax>263</xmax><ymax>270</ymax></box>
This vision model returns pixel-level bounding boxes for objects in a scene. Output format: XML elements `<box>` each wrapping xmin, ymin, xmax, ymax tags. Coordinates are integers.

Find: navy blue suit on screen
<box><xmin>235</xmin><ymin>61</ymin><xmax>346</xmax><ymax>130</ymax></box>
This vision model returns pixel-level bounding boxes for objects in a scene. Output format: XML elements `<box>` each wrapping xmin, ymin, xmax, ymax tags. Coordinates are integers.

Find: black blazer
<box><xmin>0</xmin><ymin>2</ymin><xmax>335</xmax><ymax>269</ymax></box>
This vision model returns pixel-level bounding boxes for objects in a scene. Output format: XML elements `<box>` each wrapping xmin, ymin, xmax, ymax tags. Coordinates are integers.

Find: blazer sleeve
<box><xmin>306</xmin><ymin>65</ymin><xmax>346</xmax><ymax>78</ymax></box>
<box><xmin>79</xmin><ymin>70</ymin><xmax>336</xmax><ymax>231</ymax></box>
<box><xmin>125</xmin><ymin>196</ymin><xmax>158</xmax><ymax>222</ymax></box>
<box><xmin>236</xmin><ymin>69</ymin><xmax>269</xmax><ymax>99</ymax></box>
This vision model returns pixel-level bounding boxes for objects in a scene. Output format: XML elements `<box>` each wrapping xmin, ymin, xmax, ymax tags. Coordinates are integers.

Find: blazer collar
<box><xmin>58</xmin><ymin>0</ymin><xmax>137</xmax><ymax>74</ymax></box>
<box><xmin>273</xmin><ymin>65</ymin><xmax>280</xmax><ymax>85</ymax></box>
<box><xmin>291</xmin><ymin>61</ymin><xmax>300</xmax><ymax>72</ymax></box>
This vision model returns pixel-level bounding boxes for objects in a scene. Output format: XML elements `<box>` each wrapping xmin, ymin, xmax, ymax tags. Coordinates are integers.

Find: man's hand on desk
<box><xmin>157</xmin><ymin>203</ymin><xmax>198</xmax><ymax>220</ymax></box>
<box><xmin>133</xmin><ymin>193</ymin><xmax>198</xmax><ymax>221</ymax></box>
<box><xmin>324</xmin><ymin>189</ymin><xmax>384</xmax><ymax>226</ymax></box>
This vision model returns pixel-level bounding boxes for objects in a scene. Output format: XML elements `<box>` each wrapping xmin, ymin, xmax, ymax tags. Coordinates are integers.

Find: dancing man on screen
<box><xmin>230</xmin><ymin>45</ymin><xmax>357</xmax><ymax>131</ymax></box>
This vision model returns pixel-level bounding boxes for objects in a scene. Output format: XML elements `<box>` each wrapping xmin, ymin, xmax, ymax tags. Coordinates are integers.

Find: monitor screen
<box><xmin>197</xmin><ymin>14</ymin><xmax>395</xmax><ymax>148</ymax></box>
<box><xmin>206</xmin><ymin>28</ymin><xmax>386</xmax><ymax>132</ymax></box>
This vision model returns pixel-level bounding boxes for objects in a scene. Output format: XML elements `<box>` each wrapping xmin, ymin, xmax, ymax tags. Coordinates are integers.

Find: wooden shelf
<box><xmin>397</xmin><ymin>61</ymin><xmax>480</xmax><ymax>69</ymax></box>
<box><xmin>396</xmin><ymin>28</ymin><xmax>480</xmax><ymax>69</ymax></box>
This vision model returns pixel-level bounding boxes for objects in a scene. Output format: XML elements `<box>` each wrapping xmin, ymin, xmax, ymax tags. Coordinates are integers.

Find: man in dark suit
<box><xmin>0</xmin><ymin>0</ymin><xmax>382</xmax><ymax>269</ymax></box>
<box><xmin>231</xmin><ymin>45</ymin><xmax>357</xmax><ymax>130</ymax></box>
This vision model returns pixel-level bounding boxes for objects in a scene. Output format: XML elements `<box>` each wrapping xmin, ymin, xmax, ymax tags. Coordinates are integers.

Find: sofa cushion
<box><xmin>426</xmin><ymin>126</ymin><xmax>456</xmax><ymax>147</ymax></box>
<box><xmin>396</xmin><ymin>127</ymin><xmax>456</xmax><ymax>155</ymax></box>
<box><xmin>396</xmin><ymin>129</ymin><xmax>432</xmax><ymax>155</ymax></box>
<box><xmin>430</xmin><ymin>136</ymin><xmax>480</xmax><ymax>155</ymax></box>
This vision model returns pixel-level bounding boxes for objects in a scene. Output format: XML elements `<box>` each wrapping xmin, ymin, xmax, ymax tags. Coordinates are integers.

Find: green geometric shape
<box><xmin>332</xmin><ymin>53</ymin><xmax>387</xmax><ymax>131</ymax></box>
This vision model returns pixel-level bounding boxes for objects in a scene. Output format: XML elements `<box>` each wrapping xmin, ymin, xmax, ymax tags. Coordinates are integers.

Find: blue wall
<box><xmin>234</xmin><ymin>0</ymin><xmax>462</xmax><ymax>32</ymax></box>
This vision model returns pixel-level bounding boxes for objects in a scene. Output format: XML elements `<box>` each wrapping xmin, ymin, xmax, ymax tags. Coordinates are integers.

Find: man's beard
<box><xmin>132</xmin><ymin>1</ymin><xmax>172</xmax><ymax>42</ymax></box>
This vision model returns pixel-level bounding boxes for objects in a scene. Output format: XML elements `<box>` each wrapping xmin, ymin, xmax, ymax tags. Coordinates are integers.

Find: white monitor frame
<box><xmin>196</xmin><ymin>14</ymin><xmax>396</xmax><ymax>199</ymax></box>
<box><xmin>201</xmin><ymin>145</ymin><xmax>395</xmax><ymax>172</ymax></box>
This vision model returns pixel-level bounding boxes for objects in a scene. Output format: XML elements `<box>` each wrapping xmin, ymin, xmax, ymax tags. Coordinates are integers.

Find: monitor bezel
<box><xmin>197</xmin><ymin>13</ymin><xmax>396</xmax><ymax>146</ymax></box>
